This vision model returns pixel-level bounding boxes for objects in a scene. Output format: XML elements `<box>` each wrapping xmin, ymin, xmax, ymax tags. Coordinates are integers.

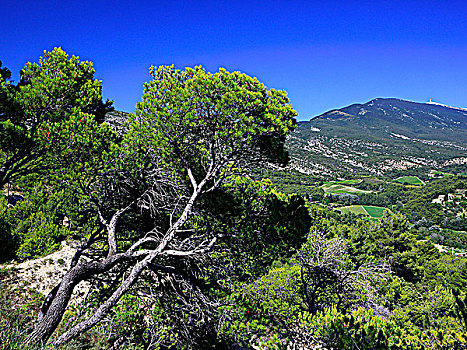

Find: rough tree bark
<box><xmin>26</xmin><ymin>253</ymin><xmax>135</xmax><ymax>344</ymax></box>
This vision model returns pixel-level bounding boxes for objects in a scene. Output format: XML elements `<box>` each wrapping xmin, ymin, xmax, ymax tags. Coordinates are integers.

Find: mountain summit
<box><xmin>287</xmin><ymin>98</ymin><xmax>467</xmax><ymax>177</ymax></box>
<box><xmin>313</xmin><ymin>98</ymin><xmax>467</xmax><ymax>143</ymax></box>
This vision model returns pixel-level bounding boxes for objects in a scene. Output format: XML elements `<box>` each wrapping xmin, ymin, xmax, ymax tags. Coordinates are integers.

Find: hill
<box><xmin>287</xmin><ymin>98</ymin><xmax>467</xmax><ymax>177</ymax></box>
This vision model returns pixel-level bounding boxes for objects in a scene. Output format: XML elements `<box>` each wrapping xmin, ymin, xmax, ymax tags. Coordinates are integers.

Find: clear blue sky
<box><xmin>1</xmin><ymin>0</ymin><xmax>466</xmax><ymax>120</ymax></box>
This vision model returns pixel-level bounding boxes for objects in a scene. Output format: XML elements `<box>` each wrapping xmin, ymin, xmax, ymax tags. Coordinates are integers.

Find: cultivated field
<box><xmin>336</xmin><ymin>205</ymin><xmax>390</xmax><ymax>218</ymax></box>
<box><xmin>321</xmin><ymin>180</ymin><xmax>371</xmax><ymax>195</ymax></box>
<box><xmin>362</xmin><ymin>205</ymin><xmax>388</xmax><ymax>218</ymax></box>
<box><xmin>394</xmin><ymin>176</ymin><xmax>425</xmax><ymax>185</ymax></box>
<box><xmin>336</xmin><ymin>205</ymin><xmax>368</xmax><ymax>216</ymax></box>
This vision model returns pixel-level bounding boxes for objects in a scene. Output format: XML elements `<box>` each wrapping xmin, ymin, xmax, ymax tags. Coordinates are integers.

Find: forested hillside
<box><xmin>1</xmin><ymin>49</ymin><xmax>467</xmax><ymax>349</ymax></box>
<box><xmin>288</xmin><ymin>98</ymin><xmax>467</xmax><ymax>178</ymax></box>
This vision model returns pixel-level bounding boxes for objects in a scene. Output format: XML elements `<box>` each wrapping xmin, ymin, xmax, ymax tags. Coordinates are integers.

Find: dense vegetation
<box><xmin>1</xmin><ymin>49</ymin><xmax>466</xmax><ymax>349</ymax></box>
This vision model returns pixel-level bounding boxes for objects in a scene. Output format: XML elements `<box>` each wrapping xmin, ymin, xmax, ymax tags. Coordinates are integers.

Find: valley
<box><xmin>258</xmin><ymin>98</ymin><xmax>467</xmax><ymax>256</ymax></box>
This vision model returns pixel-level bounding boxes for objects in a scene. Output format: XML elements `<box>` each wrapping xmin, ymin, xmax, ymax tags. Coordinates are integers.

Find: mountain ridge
<box><xmin>287</xmin><ymin>98</ymin><xmax>467</xmax><ymax>178</ymax></box>
<box><xmin>310</xmin><ymin>98</ymin><xmax>467</xmax><ymax>121</ymax></box>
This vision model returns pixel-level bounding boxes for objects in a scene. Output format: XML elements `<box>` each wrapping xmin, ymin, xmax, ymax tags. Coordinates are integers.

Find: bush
<box><xmin>218</xmin><ymin>264</ymin><xmax>302</xmax><ymax>347</ymax></box>
<box><xmin>302</xmin><ymin>306</ymin><xmax>467</xmax><ymax>349</ymax></box>
<box><xmin>13</xmin><ymin>210</ymin><xmax>66</xmax><ymax>260</ymax></box>
<box><xmin>0</xmin><ymin>187</ymin><xmax>73</xmax><ymax>261</ymax></box>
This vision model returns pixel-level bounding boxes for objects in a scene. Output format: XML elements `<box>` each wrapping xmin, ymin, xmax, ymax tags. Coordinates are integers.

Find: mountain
<box><xmin>104</xmin><ymin>110</ymin><xmax>130</xmax><ymax>133</ymax></box>
<box><xmin>287</xmin><ymin>98</ymin><xmax>467</xmax><ymax>177</ymax></box>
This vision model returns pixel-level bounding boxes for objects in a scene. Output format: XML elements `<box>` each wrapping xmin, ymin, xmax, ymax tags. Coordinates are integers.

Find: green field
<box><xmin>321</xmin><ymin>181</ymin><xmax>371</xmax><ymax>195</ymax></box>
<box><xmin>394</xmin><ymin>176</ymin><xmax>425</xmax><ymax>185</ymax></box>
<box><xmin>336</xmin><ymin>205</ymin><xmax>368</xmax><ymax>216</ymax></box>
<box><xmin>362</xmin><ymin>205</ymin><xmax>388</xmax><ymax>218</ymax></box>
<box><xmin>336</xmin><ymin>205</ymin><xmax>390</xmax><ymax>219</ymax></box>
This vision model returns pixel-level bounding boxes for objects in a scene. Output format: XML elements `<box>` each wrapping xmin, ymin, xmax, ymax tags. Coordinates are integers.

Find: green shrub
<box><xmin>12</xmin><ymin>210</ymin><xmax>66</xmax><ymax>260</ymax></box>
<box><xmin>302</xmin><ymin>306</ymin><xmax>467</xmax><ymax>349</ymax></box>
<box><xmin>0</xmin><ymin>186</ymin><xmax>74</xmax><ymax>261</ymax></box>
<box><xmin>218</xmin><ymin>264</ymin><xmax>302</xmax><ymax>347</ymax></box>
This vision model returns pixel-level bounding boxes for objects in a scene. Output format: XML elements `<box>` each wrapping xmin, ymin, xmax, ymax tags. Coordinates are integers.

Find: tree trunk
<box><xmin>53</xmin><ymin>256</ymin><xmax>150</xmax><ymax>346</ymax></box>
<box><xmin>26</xmin><ymin>253</ymin><xmax>131</xmax><ymax>345</ymax></box>
<box><xmin>26</xmin><ymin>263</ymin><xmax>84</xmax><ymax>344</ymax></box>
<box><xmin>26</xmin><ymin>175</ymin><xmax>204</xmax><ymax>345</ymax></box>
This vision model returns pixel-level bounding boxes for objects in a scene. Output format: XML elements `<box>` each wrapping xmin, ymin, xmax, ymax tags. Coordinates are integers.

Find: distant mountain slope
<box><xmin>104</xmin><ymin>110</ymin><xmax>130</xmax><ymax>133</ymax></box>
<box><xmin>287</xmin><ymin>98</ymin><xmax>467</xmax><ymax>177</ymax></box>
<box><xmin>315</xmin><ymin>98</ymin><xmax>467</xmax><ymax>142</ymax></box>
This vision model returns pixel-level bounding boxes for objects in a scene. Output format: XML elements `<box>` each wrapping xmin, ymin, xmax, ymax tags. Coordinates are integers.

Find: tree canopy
<box><xmin>0</xmin><ymin>48</ymin><xmax>112</xmax><ymax>188</ymax></box>
<box><xmin>22</xmin><ymin>63</ymin><xmax>303</xmax><ymax>346</ymax></box>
